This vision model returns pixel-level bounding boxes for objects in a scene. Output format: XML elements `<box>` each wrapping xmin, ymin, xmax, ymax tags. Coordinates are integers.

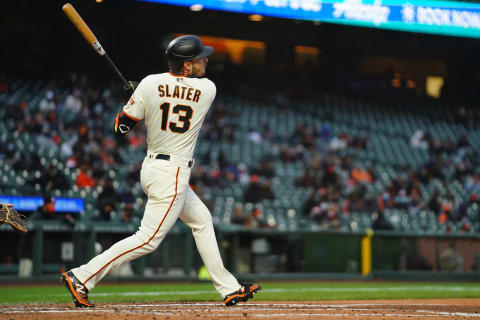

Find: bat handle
<box><xmin>103</xmin><ymin>53</ymin><xmax>129</xmax><ymax>87</ymax></box>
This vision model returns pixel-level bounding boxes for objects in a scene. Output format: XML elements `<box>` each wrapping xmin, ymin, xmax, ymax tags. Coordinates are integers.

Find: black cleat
<box><xmin>224</xmin><ymin>282</ymin><xmax>261</xmax><ymax>306</ymax></box>
<box><xmin>61</xmin><ymin>271</ymin><xmax>95</xmax><ymax>308</ymax></box>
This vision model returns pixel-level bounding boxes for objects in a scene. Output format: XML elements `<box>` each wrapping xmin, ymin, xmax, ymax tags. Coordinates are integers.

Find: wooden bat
<box><xmin>62</xmin><ymin>3</ymin><xmax>134</xmax><ymax>92</ymax></box>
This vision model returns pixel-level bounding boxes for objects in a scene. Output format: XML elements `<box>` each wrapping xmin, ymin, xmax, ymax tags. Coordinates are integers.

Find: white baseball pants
<box><xmin>71</xmin><ymin>155</ymin><xmax>240</xmax><ymax>297</ymax></box>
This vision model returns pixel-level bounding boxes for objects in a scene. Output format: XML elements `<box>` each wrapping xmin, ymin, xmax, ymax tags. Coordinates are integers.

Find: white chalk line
<box><xmin>88</xmin><ymin>285</ymin><xmax>480</xmax><ymax>297</ymax></box>
<box><xmin>419</xmin><ymin>310</ymin><xmax>480</xmax><ymax>318</ymax></box>
<box><xmin>14</xmin><ymin>285</ymin><xmax>480</xmax><ymax>300</ymax></box>
<box><xmin>251</xmin><ymin>314</ymin><xmax>442</xmax><ymax>318</ymax></box>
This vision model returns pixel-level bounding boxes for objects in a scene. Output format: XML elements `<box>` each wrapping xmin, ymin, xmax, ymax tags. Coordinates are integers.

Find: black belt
<box><xmin>155</xmin><ymin>153</ymin><xmax>193</xmax><ymax>168</ymax></box>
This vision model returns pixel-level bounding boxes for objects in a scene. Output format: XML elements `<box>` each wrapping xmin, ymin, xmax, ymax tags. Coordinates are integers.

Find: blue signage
<box><xmin>0</xmin><ymin>196</ymin><xmax>84</xmax><ymax>213</ymax></box>
<box><xmin>138</xmin><ymin>0</ymin><xmax>480</xmax><ymax>38</ymax></box>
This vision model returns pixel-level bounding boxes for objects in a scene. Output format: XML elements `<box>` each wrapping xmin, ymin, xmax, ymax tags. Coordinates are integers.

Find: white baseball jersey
<box><xmin>122</xmin><ymin>73</ymin><xmax>216</xmax><ymax>159</ymax></box>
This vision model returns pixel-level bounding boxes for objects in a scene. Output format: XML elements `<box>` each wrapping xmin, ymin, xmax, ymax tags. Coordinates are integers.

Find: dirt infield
<box><xmin>2</xmin><ymin>299</ymin><xmax>480</xmax><ymax>320</ymax></box>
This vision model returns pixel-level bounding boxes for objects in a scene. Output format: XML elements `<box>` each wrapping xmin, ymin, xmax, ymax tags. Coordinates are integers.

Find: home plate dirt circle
<box><xmin>2</xmin><ymin>299</ymin><xmax>480</xmax><ymax>320</ymax></box>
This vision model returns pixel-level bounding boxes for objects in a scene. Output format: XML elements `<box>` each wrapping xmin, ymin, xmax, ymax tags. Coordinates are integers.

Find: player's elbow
<box><xmin>114</xmin><ymin>127</ymin><xmax>129</xmax><ymax>137</ymax></box>
<box><xmin>114</xmin><ymin>111</ymin><xmax>138</xmax><ymax>136</ymax></box>
<box><xmin>114</xmin><ymin>123</ymin><xmax>130</xmax><ymax>136</ymax></box>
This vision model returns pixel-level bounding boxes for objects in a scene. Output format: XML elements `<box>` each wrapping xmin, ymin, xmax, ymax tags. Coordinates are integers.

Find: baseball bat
<box><xmin>62</xmin><ymin>3</ymin><xmax>133</xmax><ymax>91</ymax></box>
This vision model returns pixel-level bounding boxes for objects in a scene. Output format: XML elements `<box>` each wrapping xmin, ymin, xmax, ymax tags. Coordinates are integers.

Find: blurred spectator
<box><xmin>31</xmin><ymin>196</ymin><xmax>75</xmax><ymax>227</ymax></box>
<box><xmin>248</xmin><ymin>130</ymin><xmax>262</xmax><ymax>144</ymax></box>
<box><xmin>377</xmin><ymin>191</ymin><xmax>393</xmax><ymax>212</ymax></box>
<box><xmin>7</xmin><ymin>103</ymin><xmax>25</xmax><ymax>122</ymax></box>
<box><xmin>342</xmin><ymin>187</ymin><xmax>373</xmax><ymax>213</ymax></box>
<box><xmin>309</xmin><ymin>201</ymin><xmax>341</xmax><ymax>229</ymax></box>
<box><xmin>372</xmin><ymin>211</ymin><xmax>394</xmax><ymax>230</ymax></box>
<box><xmin>394</xmin><ymin>189</ymin><xmax>409</xmax><ymax>209</ymax></box>
<box><xmin>231</xmin><ymin>204</ymin><xmax>248</xmax><ymax>226</ymax></box>
<box><xmin>349</xmin><ymin>135</ymin><xmax>370</xmax><ymax>150</ymax></box>
<box><xmin>244</xmin><ymin>175</ymin><xmax>275</xmax><ymax>203</ymax></box>
<box><xmin>120</xmin><ymin>203</ymin><xmax>137</xmax><ymax>223</ymax></box>
<box><xmin>128</xmin><ymin>125</ymin><xmax>146</xmax><ymax>148</ymax></box>
<box><xmin>30</xmin><ymin>164</ymin><xmax>69</xmax><ymax>192</ymax></box>
<box><xmin>465</xmin><ymin>174</ymin><xmax>480</xmax><ymax>193</ymax></box>
<box><xmin>76</xmin><ymin>164</ymin><xmax>95</xmax><ymax>188</ymax></box>
<box><xmin>13</xmin><ymin>153</ymin><xmax>43</xmax><ymax>172</ymax></box>
<box><xmin>252</xmin><ymin>158</ymin><xmax>275</xmax><ymax>179</ymax></box>
<box><xmin>438</xmin><ymin>192</ymin><xmax>456</xmax><ymax>224</ymax></box>
<box><xmin>245</xmin><ymin>209</ymin><xmax>271</xmax><ymax>229</ymax></box>
<box><xmin>202</xmin><ymin>100</ymin><xmax>237</xmax><ymax>143</ymax></box>
<box><xmin>237</xmin><ymin>163</ymin><xmax>250</xmax><ymax>186</ymax></box>
<box><xmin>64</xmin><ymin>88</ymin><xmax>82</xmax><ymax>114</ymax></box>
<box><xmin>261</xmin><ymin>124</ymin><xmax>274</xmax><ymax>141</ymax></box>
<box><xmin>408</xmin><ymin>187</ymin><xmax>425</xmax><ymax>213</ymax></box>
<box><xmin>410</xmin><ymin>130</ymin><xmax>429</xmax><ymax>150</ymax></box>
<box><xmin>329</xmin><ymin>133</ymin><xmax>349</xmax><ymax>151</ymax></box>
<box><xmin>319</xmin><ymin>123</ymin><xmax>332</xmax><ymax>142</ymax></box>
<box><xmin>96</xmin><ymin>179</ymin><xmax>118</xmax><ymax>221</ymax></box>
<box><xmin>297</xmin><ymin>168</ymin><xmax>318</xmax><ymax>188</ymax></box>
<box><xmin>39</xmin><ymin>90</ymin><xmax>56</xmax><ymax>112</ymax></box>
<box><xmin>117</xmin><ymin>187</ymin><xmax>136</xmax><ymax>204</ymax></box>
<box><xmin>351</xmin><ymin>165</ymin><xmax>373</xmax><ymax>184</ymax></box>
<box><xmin>456</xmin><ymin>193</ymin><xmax>478</xmax><ymax>221</ymax></box>
<box><xmin>428</xmin><ymin>191</ymin><xmax>442</xmax><ymax>215</ymax></box>
<box><xmin>279</xmin><ymin>144</ymin><xmax>304</xmax><ymax>162</ymax></box>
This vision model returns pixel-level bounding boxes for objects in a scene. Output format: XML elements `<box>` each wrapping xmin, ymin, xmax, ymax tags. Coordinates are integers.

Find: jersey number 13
<box><xmin>160</xmin><ymin>103</ymin><xmax>193</xmax><ymax>134</ymax></box>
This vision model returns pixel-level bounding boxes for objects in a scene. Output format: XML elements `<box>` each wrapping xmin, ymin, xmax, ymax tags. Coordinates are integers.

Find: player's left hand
<box><xmin>124</xmin><ymin>81</ymin><xmax>139</xmax><ymax>94</ymax></box>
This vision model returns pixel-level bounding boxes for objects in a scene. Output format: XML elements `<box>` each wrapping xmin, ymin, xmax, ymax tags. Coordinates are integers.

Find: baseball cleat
<box><xmin>61</xmin><ymin>271</ymin><xmax>95</xmax><ymax>308</ymax></box>
<box><xmin>224</xmin><ymin>282</ymin><xmax>261</xmax><ymax>306</ymax></box>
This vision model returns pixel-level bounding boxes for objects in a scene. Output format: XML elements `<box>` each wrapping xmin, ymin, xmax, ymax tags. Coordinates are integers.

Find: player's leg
<box><xmin>63</xmin><ymin>161</ymin><xmax>189</xmax><ymax>307</ymax></box>
<box><xmin>179</xmin><ymin>186</ymin><xmax>260</xmax><ymax>304</ymax></box>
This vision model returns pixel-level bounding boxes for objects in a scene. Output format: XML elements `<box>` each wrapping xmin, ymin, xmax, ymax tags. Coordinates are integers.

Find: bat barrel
<box><xmin>62</xmin><ymin>3</ymin><xmax>105</xmax><ymax>56</ymax></box>
<box><xmin>62</xmin><ymin>3</ymin><xmax>131</xmax><ymax>91</ymax></box>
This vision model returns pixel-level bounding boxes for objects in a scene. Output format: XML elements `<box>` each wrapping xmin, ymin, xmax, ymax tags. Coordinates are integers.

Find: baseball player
<box><xmin>61</xmin><ymin>35</ymin><xmax>260</xmax><ymax>307</ymax></box>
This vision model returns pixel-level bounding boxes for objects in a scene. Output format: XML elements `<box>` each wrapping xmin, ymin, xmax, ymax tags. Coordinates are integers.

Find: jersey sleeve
<box><xmin>122</xmin><ymin>80</ymin><xmax>146</xmax><ymax>121</ymax></box>
<box><xmin>205</xmin><ymin>79</ymin><xmax>217</xmax><ymax>107</ymax></box>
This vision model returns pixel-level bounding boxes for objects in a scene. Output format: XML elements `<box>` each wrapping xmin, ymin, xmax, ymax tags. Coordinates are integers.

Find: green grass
<box><xmin>1</xmin><ymin>281</ymin><xmax>480</xmax><ymax>305</ymax></box>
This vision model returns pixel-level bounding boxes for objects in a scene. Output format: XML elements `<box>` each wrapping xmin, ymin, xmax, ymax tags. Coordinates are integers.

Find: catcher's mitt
<box><xmin>0</xmin><ymin>204</ymin><xmax>28</xmax><ymax>235</ymax></box>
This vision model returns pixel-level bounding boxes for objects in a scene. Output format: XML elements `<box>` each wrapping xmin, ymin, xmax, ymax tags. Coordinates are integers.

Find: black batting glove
<box><xmin>124</xmin><ymin>81</ymin><xmax>139</xmax><ymax>94</ymax></box>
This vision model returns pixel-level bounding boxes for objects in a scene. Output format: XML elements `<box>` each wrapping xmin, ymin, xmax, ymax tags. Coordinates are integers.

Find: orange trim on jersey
<box><xmin>121</xmin><ymin>110</ymin><xmax>141</xmax><ymax>122</ymax></box>
<box><xmin>114</xmin><ymin>113</ymin><xmax>119</xmax><ymax>132</ymax></box>
<box><xmin>168</xmin><ymin>72</ymin><xmax>188</xmax><ymax>77</ymax></box>
<box><xmin>84</xmin><ymin>167</ymin><xmax>181</xmax><ymax>285</ymax></box>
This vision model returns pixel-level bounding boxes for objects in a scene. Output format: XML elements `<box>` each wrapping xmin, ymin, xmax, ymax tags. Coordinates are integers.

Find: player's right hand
<box><xmin>124</xmin><ymin>81</ymin><xmax>139</xmax><ymax>94</ymax></box>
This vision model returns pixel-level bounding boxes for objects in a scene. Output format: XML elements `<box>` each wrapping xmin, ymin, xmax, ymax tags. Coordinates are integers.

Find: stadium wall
<box><xmin>1</xmin><ymin>224</ymin><xmax>479</xmax><ymax>282</ymax></box>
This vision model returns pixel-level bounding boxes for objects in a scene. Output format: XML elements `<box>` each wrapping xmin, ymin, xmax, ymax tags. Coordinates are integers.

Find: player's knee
<box><xmin>134</xmin><ymin>229</ymin><xmax>162</xmax><ymax>252</ymax></box>
<box><xmin>192</xmin><ymin>215</ymin><xmax>214</xmax><ymax>235</ymax></box>
<box><xmin>144</xmin><ymin>241</ymin><xmax>159</xmax><ymax>252</ymax></box>
<box><xmin>141</xmin><ymin>237</ymin><xmax>162</xmax><ymax>253</ymax></box>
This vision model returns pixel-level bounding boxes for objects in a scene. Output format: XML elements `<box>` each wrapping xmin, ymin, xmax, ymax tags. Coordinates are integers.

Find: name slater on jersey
<box><xmin>158</xmin><ymin>85</ymin><xmax>201</xmax><ymax>103</ymax></box>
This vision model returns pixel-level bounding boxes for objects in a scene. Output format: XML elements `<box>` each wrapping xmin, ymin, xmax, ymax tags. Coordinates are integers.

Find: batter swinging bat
<box><xmin>62</xmin><ymin>3</ymin><xmax>135</xmax><ymax>92</ymax></box>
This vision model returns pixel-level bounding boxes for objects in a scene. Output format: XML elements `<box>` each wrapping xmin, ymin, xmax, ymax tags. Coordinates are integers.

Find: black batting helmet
<box><xmin>166</xmin><ymin>35</ymin><xmax>214</xmax><ymax>74</ymax></box>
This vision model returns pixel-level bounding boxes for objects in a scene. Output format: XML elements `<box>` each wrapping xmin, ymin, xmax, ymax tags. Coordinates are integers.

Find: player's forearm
<box><xmin>114</xmin><ymin>110</ymin><xmax>139</xmax><ymax>136</ymax></box>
